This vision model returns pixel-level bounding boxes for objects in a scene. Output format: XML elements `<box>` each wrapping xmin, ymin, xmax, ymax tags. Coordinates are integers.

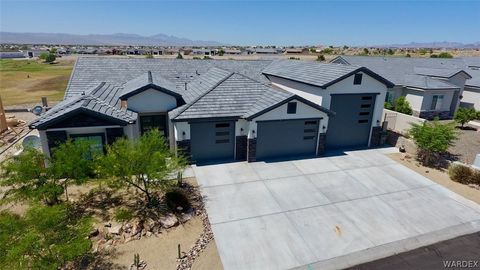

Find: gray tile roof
<box><xmin>119</xmin><ymin>71</ymin><xmax>178</xmax><ymax>99</ymax></box>
<box><xmin>403</xmin><ymin>74</ymin><xmax>459</xmax><ymax>90</ymax></box>
<box><xmin>262</xmin><ymin>60</ymin><xmax>394</xmax><ymax>88</ymax></box>
<box><xmin>29</xmin><ymin>82</ymin><xmax>137</xmax><ymax>129</ymax></box>
<box><xmin>333</xmin><ymin>56</ymin><xmax>478</xmax><ymax>89</ymax></box>
<box><xmin>66</xmin><ymin>57</ymin><xmax>272</xmax><ymax>99</ymax></box>
<box><xmin>172</xmin><ymin>72</ymin><xmax>284</xmax><ymax>120</ymax></box>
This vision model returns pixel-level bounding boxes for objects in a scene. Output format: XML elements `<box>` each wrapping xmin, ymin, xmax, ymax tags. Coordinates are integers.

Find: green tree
<box><xmin>97</xmin><ymin>129</ymin><xmax>186</xmax><ymax>207</ymax></box>
<box><xmin>0</xmin><ymin>204</ymin><xmax>92</xmax><ymax>270</ymax></box>
<box><xmin>145</xmin><ymin>53</ymin><xmax>154</xmax><ymax>59</ymax></box>
<box><xmin>384</xmin><ymin>101</ymin><xmax>394</xmax><ymax>110</ymax></box>
<box><xmin>409</xmin><ymin>120</ymin><xmax>457</xmax><ymax>167</ymax></box>
<box><xmin>49</xmin><ymin>48</ymin><xmax>57</xmax><ymax>54</ymax></box>
<box><xmin>176</xmin><ymin>52</ymin><xmax>183</xmax><ymax>59</ymax></box>
<box><xmin>454</xmin><ymin>107</ymin><xmax>478</xmax><ymax>128</ymax></box>
<box><xmin>45</xmin><ymin>53</ymin><xmax>56</xmax><ymax>63</ymax></box>
<box><xmin>39</xmin><ymin>52</ymin><xmax>49</xmax><ymax>60</ymax></box>
<box><xmin>387</xmin><ymin>48</ymin><xmax>395</xmax><ymax>55</ymax></box>
<box><xmin>394</xmin><ymin>96</ymin><xmax>413</xmax><ymax>115</ymax></box>
<box><xmin>363</xmin><ymin>48</ymin><xmax>369</xmax><ymax>55</ymax></box>
<box><xmin>218</xmin><ymin>49</ymin><xmax>225</xmax><ymax>56</ymax></box>
<box><xmin>316</xmin><ymin>55</ymin><xmax>325</xmax><ymax>61</ymax></box>
<box><xmin>405</xmin><ymin>53</ymin><xmax>411</xmax><ymax>57</ymax></box>
<box><xmin>430</xmin><ymin>54</ymin><xmax>438</xmax><ymax>58</ymax></box>
<box><xmin>438</xmin><ymin>52</ymin><xmax>453</xmax><ymax>58</ymax></box>
<box><xmin>49</xmin><ymin>140</ymin><xmax>95</xmax><ymax>201</ymax></box>
<box><xmin>1</xmin><ymin>148</ymin><xmax>62</xmax><ymax>205</ymax></box>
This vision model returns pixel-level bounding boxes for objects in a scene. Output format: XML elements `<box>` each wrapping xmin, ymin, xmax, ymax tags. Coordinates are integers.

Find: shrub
<box><xmin>384</xmin><ymin>101</ymin><xmax>394</xmax><ymax>110</ymax></box>
<box><xmin>165</xmin><ymin>189</ymin><xmax>191</xmax><ymax>212</ymax></box>
<box><xmin>145</xmin><ymin>53</ymin><xmax>153</xmax><ymax>59</ymax></box>
<box><xmin>176</xmin><ymin>52</ymin><xmax>183</xmax><ymax>59</ymax></box>
<box><xmin>0</xmin><ymin>204</ymin><xmax>92</xmax><ymax>269</ymax></box>
<box><xmin>203</xmin><ymin>56</ymin><xmax>212</xmax><ymax>60</ymax></box>
<box><xmin>430</xmin><ymin>54</ymin><xmax>438</xmax><ymax>58</ymax></box>
<box><xmin>454</xmin><ymin>107</ymin><xmax>478</xmax><ymax>128</ymax></box>
<box><xmin>114</xmin><ymin>207</ymin><xmax>134</xmax><ymax>222</ymax></box>
<box><xmin>394</xmin><ymin>96</ymin><xmax>412</xmax><ymax>115</ymax></box>
<box><xmin>448</xmin><ymin>163</ymin><xmax>472</xmax><ymax>184</ymax></box>
<box><xmin>470</xmin><ymin>169</ymin><xmax>480</xmax><ymax>185</ymax></box>
<box><xmin>409</xmin><ymin>120</ymin><xmax>457</xmax><ymax>167</ymax></box>
<box><xmin>45</xmin><ymin>53</ymin><xmax>56</xmax><ymax>63</ymax></box>
<box><xmin>405</xmin><ymin>54</ymin><xmax>411</xmax><ymax>57</ymax></box>
<box><xmin>438</xmin><ymin>52</ymin><xmax>453</xmax><ymax>58</ymax></box>
<box><xmin>316</xmin><ymin>55</ymin><xmax>325</xmax><ymax>61</ymax></box>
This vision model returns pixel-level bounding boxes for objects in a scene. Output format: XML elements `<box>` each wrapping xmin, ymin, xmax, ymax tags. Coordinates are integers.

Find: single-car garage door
<box><xmin>256</xmin><ymin>119</ymin><xmax>319</xmax><ymax>160</ymax></box>
<box><xmin>190</xmin><ymin>121</ymin><xmax>235</xmax><ymax>163</ymax></box>
<box><xmin>326</xmin><ymin>93</ymin><xmax>376</xmax><ymax>149</ymax></box>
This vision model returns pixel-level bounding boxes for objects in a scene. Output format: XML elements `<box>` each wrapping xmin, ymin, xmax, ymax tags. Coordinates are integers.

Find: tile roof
<box><xmin>262</xmin><ymin>60</ymin><xmax>394</xmax><ymax>88</ymax></box>
<box><xmin>119</xmin><ymin>71</ymin><xmax>178</xmax><ymax>99</ymax></box>
<box><xmin>65</xmin><ymin>57</ymin><xmax>272</xmax><ymax>99</ymax></box>
<box><xmin>29</xmin><ymin>82</ymin><xmax>137</xmax><ymax>129</ymax></box>
<box><xmin>333</xmin><ymin>56</ymin><xmax>478</xmax><ymax>88</ymax></box>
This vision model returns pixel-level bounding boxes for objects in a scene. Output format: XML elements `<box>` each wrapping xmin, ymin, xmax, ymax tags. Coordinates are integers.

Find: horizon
<box><xmin>1</xmin><ymin>1</ymin><xmax>479</xmax><ymax>46</ymax></box>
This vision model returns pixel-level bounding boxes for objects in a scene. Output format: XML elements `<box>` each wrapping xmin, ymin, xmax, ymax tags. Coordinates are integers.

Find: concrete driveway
<box><xmin>192</xmin><ymin>148</ymin><xmax>480</xmax><ymax>270</ymax></box>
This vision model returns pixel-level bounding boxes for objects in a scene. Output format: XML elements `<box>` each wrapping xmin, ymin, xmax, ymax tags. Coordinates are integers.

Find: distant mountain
<box><xmin>377</xmin><ymin>41</ymin><xmax>480</xmax><ymax>49</ymax></box>
<box><xmin>0</xmin><ymin>32</ymin><xmax>223</xmax><ymax>46</ymax></box>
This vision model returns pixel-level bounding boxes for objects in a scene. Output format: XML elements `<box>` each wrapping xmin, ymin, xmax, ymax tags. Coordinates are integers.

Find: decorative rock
<box><xmin>179</xmin><ymin>212</ymin><xmax>193</xmax><ymax>223</ymax></box>
<box><xmin>89</xmin><ymin>228</ymin><xmax>99</xmax><ymax>238</ymax></box>
<box><xmin>160</xmin><ymin>214</ymin><xmax>179</xmax><ymax>229</ymax></box>
<box><xmin>108</xmin><ymin>225</ymin><xmax>123</xmax><ymax>235</ymax></box>
<box><xmin>146</xmin><ymin>231</ymin><xmax>152</xmax><ymax>237</ymax></box>
<box><xmin>104</xmin><ymin>222</ymin><xmax>112</xmax><ymax>227</ymax></box>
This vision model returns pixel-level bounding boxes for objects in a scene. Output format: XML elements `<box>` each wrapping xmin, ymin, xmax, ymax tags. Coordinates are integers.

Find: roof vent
<box><xmin>81</xmin><ymin>91</ymin><xmax>85</xmax><ymax>95</ymax></box>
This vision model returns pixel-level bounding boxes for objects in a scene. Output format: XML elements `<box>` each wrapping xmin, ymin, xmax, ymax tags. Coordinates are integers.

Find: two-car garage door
<box><xmin>256</xmin><ymin>119</ymin><xmax>319</xmax><ymax>160</ymax></box>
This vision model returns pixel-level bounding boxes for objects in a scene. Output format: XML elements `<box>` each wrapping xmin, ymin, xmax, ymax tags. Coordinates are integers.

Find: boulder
<box><xmin>108</xmin><ymin>224</ymin><xmax>123</xmax><ymax>235</ymax></box>
<box><xmin>159</xmin><ymin>214</ymin><xmax>179</xmax><ymax>229</ymax></box>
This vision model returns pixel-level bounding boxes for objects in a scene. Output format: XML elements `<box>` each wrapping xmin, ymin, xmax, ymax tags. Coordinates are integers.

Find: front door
<box><xmin>140</xmin><ymin>115</ymin><xmax>168</xmax><ymax>138</ymax></box>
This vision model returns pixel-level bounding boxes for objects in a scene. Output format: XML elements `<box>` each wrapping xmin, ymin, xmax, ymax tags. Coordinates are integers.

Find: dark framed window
<box><xmin>358</xmin><ymin>119</ymin><xmax>369</xmax><ymax>124</ymax></box>
<box><xmin>215</xmin><ymin>123</ymin><xmax>230</xmax><ymax>128</ymax></box>
<box><xmin>287</xmin><ymin>102</ymin><xmax>297</xmax><ymax>114</ymax></box>
<box><xmin>140</xmin><ymin>115</ymin><xmax>168</xmax><ymax>138</ymax></box>
<box><xmin>359</xmin><ymin>112</ymin><xmax>370</xmax><ymax>116</ymax></box>
<box><xmin>361</xmin><ymin>96</ymin><xmax>372</xmax><ymax>100</ymax></box>
<box><xmin>360</xmin><ymin>104</ymin><xmax>371</xmax><ymax>108</ymax></box>
<box><xmin>215</xmin><ymin>122</ymin><xmax>231</xmax><ymax>144</ymax></box>
<box><xmin>354</xmin><ymin>73</ymin><xmax>363</xmax><ymax>85</ymax></box>
<box><xmin>70</xmin><ymin>133</ymin><xmax>106</xmax><ymax>158</ymax></box>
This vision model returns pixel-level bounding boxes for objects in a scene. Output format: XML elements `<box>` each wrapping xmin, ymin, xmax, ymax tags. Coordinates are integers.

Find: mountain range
<box><xmin>0</xmin><ymin>32</ymin><xmax>223</xmax><ymax>46</ymax></box>
<box><xmin>377</xmin><ymin>41</ymin><xmax>480</xmax><ymax>49</ymax></box>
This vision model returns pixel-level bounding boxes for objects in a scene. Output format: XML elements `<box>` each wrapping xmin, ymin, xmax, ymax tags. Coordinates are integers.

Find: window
<box><xmin>385</xmin><ymin>92</ymin><xmax>394</xmax><ymax>103</ymax></box>
<box><xmin>430</xmin><ymin>95</ymin><xmax>444</xmax><ymax>111</ymax></box>
<box><xmin>360</xmin><ymin>104</ymin><xmax>371</xmax><ymax>108</ymax></box>
<box><xmin>70</xmin><ymin>133</ymin><xmax>105</xmax><ymax>159</ymax></box>
<box><xmin>215</xmin><ymin>123</ymin><xmax>230</xmax><ymax>128</ymax></box>
<box><xmin>358</xmin><ymin>119</ymin><xmax>369</xmax><ymax>124</ymax></box>
<box><xmin>354</xmin><ymin>73</ymin><xmax>363</xmax><ymax>85</ymax></box>
<box><xmin>361</xmin><ymin>96</ymin><xmax>372</xmax><ymax>100</ymax></box>
<box><xmin>140</xmin><ymin>115</ymin><xmax>168</xmax><ymax>138</ymax></box>
<box><xmin>287</xmin><ymin>102</ymin><xmax>297</xmax><ymax>114</ymax></box>
<box><xmin>359</xmin><ymin>112</ymin><xmax>370</xmax><ymax>116</ymax></box>
<box><xmin>215</xmin><ymin>122</ymin><xmax>230</xmax><ymax>144</ymax></box>
<box><xmin>305</xmin><ymin>120</ymin><xmax>317</xmax><ymax>125</ymax></box>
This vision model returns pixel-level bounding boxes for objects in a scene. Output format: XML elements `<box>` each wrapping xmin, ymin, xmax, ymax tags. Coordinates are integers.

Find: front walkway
<box><xmin>193</xmin><ymin>148</ymin><xmax>480</xmax><ymax>270</ymax></box>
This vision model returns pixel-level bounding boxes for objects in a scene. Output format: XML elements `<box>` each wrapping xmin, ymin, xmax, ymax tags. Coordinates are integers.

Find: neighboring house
<box><xmin>331</xmin><ymin>56</ymin><xmax>476</xmax><ymax>119</ymax></box>
<box><xmin>0</xmin><ymin>51</ymin><xmax>25</xmax><ymax>59</ymax></box>
<box><xmin>29</xmin><ymin>58</ymin><xmax>393</xmax><ymax>164</ymax></box>
<box><xmin>460</xmin><ymin>58</ymin><xmax>480</xmax><ymax>110</ymax></box>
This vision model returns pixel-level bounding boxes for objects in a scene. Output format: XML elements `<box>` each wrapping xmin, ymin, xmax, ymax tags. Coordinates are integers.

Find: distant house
<box><xmin>332</xmin><ymin>56</ymin><xmax>478</xmax><ymax>119</ymax></box>
<box><xmin>25</xmin><ymin>50</ymin><xmax>49</xmax><ymax>58</ymax></box>
<box><xmin>254</xmin><ymin>48</ymin><xmax>281</xmax><ymax>54</ymax></box>
<box><xmin>0</xmin><ymin>51</ymin><xmax>25</xmax><ymax>59</ymax></box>
<box><xmin>223</xmin><ymin>49</ymin><xmax>242</xmax><ymax>55</ymax></box>
<box><xmin>285</xmin><ymin>48</ymin><xmax>305</xmax><ymax>54</ymax></box>
<box><xmin>460</xmin><ymin>57</ymin><xmax>480</xmax><ymax>110</ymax></box>
<box><xmin>192</xmin><ymin>49</ymin><xmax>214</xmax><ymax>56</ymax></box>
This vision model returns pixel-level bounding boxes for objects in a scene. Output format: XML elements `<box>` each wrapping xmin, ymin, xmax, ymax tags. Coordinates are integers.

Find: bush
<box><xmin>394</xmin><ymin>96</ymin><xmax>412</xmax><ymax>115</ymax></box>
<box><xmin>438</xmin><ymin>52</ymin><xmax>453</xmax><ymax>58</ymax></box>
<box><xmin>409</xmin><ymin>120</ymin><xmax>457</xmax><ymax>167</ymax></box>
<box><xmin>45</xmin><ymin>53</ymin><xmax>56</xmax><ymax>63</ymax></box>
<box><xmin>470</xmin><ymin>169</ymin><xmax>480</xmax><ymax>185</ymax></box>
<box><xmin>203</xmin><ymin>56</ymin><xmax>212</xmax><ymax>60</ymax></box>
<box><xmin>454</xmin><ymin>107</ymin><xmax>478</xmax><ymax>128</ymax></box>
<box><xmin>145</xmin><ymin>53</ymin><xmax>153</xmax><ymax>59</ymax></box>
<box><xmin>448</xmin><ymin>163</ymin><xmax>472</xmax><ymax>184</ymax></box>
<box><xmin>0</xmin><ymin>204</ymin><xmax>92</xmax><ymax>269</ymax></box>
<box><xmin>114</xmin><ymin>207</ymin><xmax>134</xmax><ymax>222</ymax></box>
<box><xmin>316</xmin><ymin>55</ymin><xmax>325</xmax><ymax>61</ymax></box>
<box><xmin>176</xmin><ymin>52</ymin><xmax>183</xmax><ymax>59</ymax></box>
<box><xmin>165</xmin><ymin>189</ymin><xmax>191</xmax><ymax>212</ymax></box>
<box><xmin>384</xmin><ymin>101</ymin><xmax>394</xmax><ymax>110</ymax></box>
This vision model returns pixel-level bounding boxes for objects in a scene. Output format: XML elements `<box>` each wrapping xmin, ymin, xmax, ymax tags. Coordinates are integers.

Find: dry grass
<box><xmin>0</xmin><ymin>58</ymin><xmax>74</xmax><ymax>106</ymax></box>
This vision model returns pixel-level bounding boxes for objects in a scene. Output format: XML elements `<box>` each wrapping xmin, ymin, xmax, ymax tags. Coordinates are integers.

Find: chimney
<box><xmin>121</xmin><ymin>100</ymin><xmax>128</xmax><ymax>109</ymax></box>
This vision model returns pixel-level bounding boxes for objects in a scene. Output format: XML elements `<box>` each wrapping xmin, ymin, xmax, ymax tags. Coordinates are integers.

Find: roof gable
<box><xmin>262</xmin><ymin>60</ymin><xmax>394</xmax><ymax>89</ymax></box>
<box><xmin>119</xmin><ymin>71</ymin><xmax>184</xmax><ymax>103</ymax></box>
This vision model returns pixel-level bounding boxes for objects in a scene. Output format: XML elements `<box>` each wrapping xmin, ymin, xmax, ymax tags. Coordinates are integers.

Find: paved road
<box><xmin>348</xmin><ymin>232</ymin><xmax>480</xmax><ymax>270</ymax></box>
<box><xmin>193</xmin><ymin>148</ymin><xmax>480</xmax><ymax>270</ymax></box>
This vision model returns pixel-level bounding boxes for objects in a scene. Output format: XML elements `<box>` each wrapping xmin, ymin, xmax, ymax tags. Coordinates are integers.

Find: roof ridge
<box><xmin>147</xmin><ymin>71</ymin><xmax>153</xmax><ymax>84</ymax></box>
<box><xmin>171</xmin><ymin>69</ymin><xmax>234</xmax><ymax>118</ymax></box>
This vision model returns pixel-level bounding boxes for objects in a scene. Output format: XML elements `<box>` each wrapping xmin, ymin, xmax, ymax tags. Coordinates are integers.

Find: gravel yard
<box><xmin>449</xmin><ymin>128</ymin><xmax>480</xmax><ymax>165</ymax></box>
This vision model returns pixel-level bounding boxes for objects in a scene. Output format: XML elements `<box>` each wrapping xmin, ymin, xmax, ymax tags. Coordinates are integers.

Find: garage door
<box><xmin>326</xmin><ymin>94</ymin><xmax>376</xmax><ymax>148</ymax></box>
<box><xmin>256</xmin><ymin>119</ymin><xmax>319</xmax><ymax>160</ymax></box>
<box><xmin>190</xmin><ymin>121</ymin><xmax>235</xmax><ymax>163</ymax></box>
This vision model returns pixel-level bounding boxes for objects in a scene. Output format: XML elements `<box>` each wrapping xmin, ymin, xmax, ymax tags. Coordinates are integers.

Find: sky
<box><xmin>0</xmin><ymin>0</ymin><xmax>479</xmax><ymax>46</ymax></box>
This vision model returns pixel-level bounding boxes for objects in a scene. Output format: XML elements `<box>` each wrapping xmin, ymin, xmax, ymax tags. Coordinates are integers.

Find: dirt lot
<box><xmin>0</xmin><ymin>58</ymin><xmax>74</xmax><ymax>106</ymax></box>
<box><xmin>449</xmin><ymin>128</ymin><xmax>480</xmax><ymax>165</ymax></box>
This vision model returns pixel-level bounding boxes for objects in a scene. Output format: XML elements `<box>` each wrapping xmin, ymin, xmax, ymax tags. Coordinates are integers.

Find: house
<box><xmin>331</xmin><ymin>56</ymin><xmax>477</xmax><ymax>119</ymax></box>
<box><xmin>0</xmin><ymin>51</ymin><xmax>25</xmax><ymax>59</ymax></box>
<box><xmin>460</xmin><ymin>57</ymin><xmax>480</xmax><ymax>110</ymax></box>
<box><xmin>29</xmin><ymin>58</ymin><xmax>393</xmax><ymax>164</ymax></box>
